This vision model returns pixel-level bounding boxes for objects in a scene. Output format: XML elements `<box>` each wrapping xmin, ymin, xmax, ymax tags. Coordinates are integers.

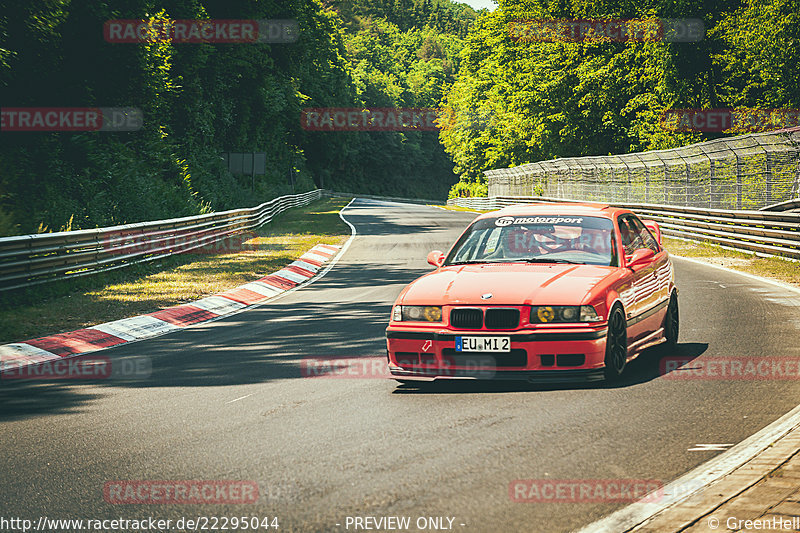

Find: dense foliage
<box><xmin>2</xmin><ymin>0</ymin><xmax>797</xmax><ymax>233</ymax></box>
<box><xmin>0</xmin><ymin>0</ymin><xmax>475</xmax><ymax>235</ymax></box>
<box><xmin>442</xmin><ymin>0</ymin><xmax>800</xmax><ymax>198</ymax></box>
<box><xmin>327</xmin><ymin>0</ymin><xmax>478</xmax><ymax>36</ymax></box>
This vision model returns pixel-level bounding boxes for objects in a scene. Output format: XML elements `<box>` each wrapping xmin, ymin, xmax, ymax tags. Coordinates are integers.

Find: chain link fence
<box><xmin>484</xmin><ymin>128</ymin><xmax>800</xmax><ymax>210</ymax></box>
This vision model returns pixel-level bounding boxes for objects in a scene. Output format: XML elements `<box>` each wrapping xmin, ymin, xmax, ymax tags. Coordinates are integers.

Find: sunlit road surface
<box><xmin>2</xmin><ymin>199</ymin><xmax>800</xmax><ymax>532</ymax></box>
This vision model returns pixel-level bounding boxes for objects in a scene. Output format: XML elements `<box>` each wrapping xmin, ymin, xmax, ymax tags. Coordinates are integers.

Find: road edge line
<box><xmin>0</xmin><ymin>198</ymin><xmax>357</xmax><ymax>375</ymax></box>
<box><xmin>576</xmin><ymin>255</ymin><xmax>800</xmax><ymax>533</ymax></box>
<box><xmin>575</xmin><ymin>403</ymin><xmax>800</xmax><ymax>532</ymax></box>
<box><xmin>259</xmin><ymin>196</ymin><xmax>357</xmax><ymax>299</ymax></box>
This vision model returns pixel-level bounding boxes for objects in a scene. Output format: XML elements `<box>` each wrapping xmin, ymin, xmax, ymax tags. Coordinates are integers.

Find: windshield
<box><xmin>445</xmin><ymin>215</ymin><xmax>618</xmax><ymax>266</ymax></box>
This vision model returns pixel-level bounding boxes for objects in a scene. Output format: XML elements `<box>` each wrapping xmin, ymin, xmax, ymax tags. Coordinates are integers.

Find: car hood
<box><xmin>400</xmin><ymin>263</ymin><xmax>618</xmax><ymax>306</ymax></box>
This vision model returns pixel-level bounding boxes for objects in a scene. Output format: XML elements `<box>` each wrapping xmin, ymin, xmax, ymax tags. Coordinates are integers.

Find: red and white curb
<box><xmin>0</xmin><ymin>243</ymin><xmax>342</xmax><ymax>375</ymax></box>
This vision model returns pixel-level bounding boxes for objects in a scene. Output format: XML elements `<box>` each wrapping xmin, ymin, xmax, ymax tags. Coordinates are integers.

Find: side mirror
<box><xmin>626</xmin><ymin>248</ymin><xmax>655</xmax><ymax>271</ymax></box>
<box><xmin>427</xmin><ymin>250</ymin><xmax>444</xmax><ymax>267</ymax></box>
<box><xmin>642</xmin><ymin>220</ymin><xmax>662</xmax><ymax>245</ymax></box>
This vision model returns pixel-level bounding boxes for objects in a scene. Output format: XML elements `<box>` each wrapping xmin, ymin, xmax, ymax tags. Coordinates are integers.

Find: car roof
<box><xmin>475</xmin><ymin>202</ymin><xmax>628</xmax><ymax>220</ymax></box>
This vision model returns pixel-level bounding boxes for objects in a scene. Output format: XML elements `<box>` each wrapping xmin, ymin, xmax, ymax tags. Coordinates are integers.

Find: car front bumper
<box><xmin>385</xmin><ymin>326</ymin><xmax>608</xmax><ymax>382</ymax></box>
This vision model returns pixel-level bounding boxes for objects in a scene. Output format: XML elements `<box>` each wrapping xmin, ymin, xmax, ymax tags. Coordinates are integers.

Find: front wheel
<box><xmin>603</xmin><ymin>307</ymin><xmax>628</xmax><ymax>381</ymax></box>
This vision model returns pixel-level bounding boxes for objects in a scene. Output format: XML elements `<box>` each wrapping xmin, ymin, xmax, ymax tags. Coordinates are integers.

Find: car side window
<box><xmin>451</xmin><ymin>231</ymin><xmax>482</xmax><ymax>262</ymax></box>
<box><xmin>618</xmin><ymin>216</ymin><xmax>643</xmax><ymax>256</ymax></box>
<box><xmin>628</xmin><ymin>216</ymin><xmax>660</xmax><ymax>253</ymax></box>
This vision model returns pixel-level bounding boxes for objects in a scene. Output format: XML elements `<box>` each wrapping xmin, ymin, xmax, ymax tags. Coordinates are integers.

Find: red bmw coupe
<box><xmin>385</xmin><ymin>203</ymin><xmax>678</xmax><ymax>383</ymax></box>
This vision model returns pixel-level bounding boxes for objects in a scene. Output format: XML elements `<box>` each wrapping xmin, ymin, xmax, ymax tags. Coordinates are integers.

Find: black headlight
<box><xmin>530</xmin><ymin>305</ymin><xmax>602</xmax><ymax>323</ymax></box>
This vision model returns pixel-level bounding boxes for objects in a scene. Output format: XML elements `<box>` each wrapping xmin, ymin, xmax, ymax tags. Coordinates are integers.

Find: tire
<box><xmin>603</xmin><ymin>306</ymin><xmax>628</xmax><ymax>381</ymax></box>
<box><xmin>663</xmin><ymin>293</ymin><xmax>679</xmax><ymax>348</ymax></box>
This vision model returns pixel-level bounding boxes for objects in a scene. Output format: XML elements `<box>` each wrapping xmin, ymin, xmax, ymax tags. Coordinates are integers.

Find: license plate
<box><xmin>455</xmin><ymin>336</ymin><xmax>511</xmax><ymax>353</ymax></box>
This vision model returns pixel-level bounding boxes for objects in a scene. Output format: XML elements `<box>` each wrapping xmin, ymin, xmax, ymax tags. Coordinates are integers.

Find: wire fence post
<box><xmin>682</xmin><ymin>155</ymin><xmax>691</xmax><ymax>206</ymax></box>
<box><xmin>608</xmin><ymin>166</ymin><xmax>628</xmax><ymax>202</ymax></box>
<box><xmin>766</xmin><ymin>152</ymin><xmax>773</xmax><ymax>205</ymax></box>
<box><xmin>621</xmin><ymin>158</ymin><xmax>632</xmax><ymax>203</ymax></box>
<box><xmin>625</xmin><ymin>162</ymin><xmax>632</xmax><ymax>202</ymax></box>
<box><xmin>709</xmin><ymin>158</ymin><xmax>715</xmax><ymax>208</ymax></box>
<box><xmin>736</xmin><ymin>152</ymin><xmax>743</xmax><ymax>209</ymax></box>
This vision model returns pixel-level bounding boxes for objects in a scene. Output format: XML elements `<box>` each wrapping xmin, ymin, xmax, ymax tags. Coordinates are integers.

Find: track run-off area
<box><xmin>2</xmin><ymin>198</ymin><xmax>800</xmax><ymax>532</ymax></box>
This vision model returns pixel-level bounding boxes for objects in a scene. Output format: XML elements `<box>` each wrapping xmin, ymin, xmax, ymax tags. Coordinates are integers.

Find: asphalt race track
<box><xmin>2</xmin><ymin>198</ymin><xmax>800</xmax><ymax>532</ymax></box>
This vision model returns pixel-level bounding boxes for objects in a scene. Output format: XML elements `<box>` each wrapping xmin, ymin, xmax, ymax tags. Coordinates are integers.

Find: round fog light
<box><xmin>537</xmin><ymin>306</ymin><xmax>555</xmax><ymax>322</ymax></box>
<box><xmin>424</xmin><ymin>307</ymin><xmax>442</xmax><ymax>322</ymax></box>
<box><xmin>560</xmin><ymin>307</ymin><xmax>579</xmax><ymax>321</ymax></box>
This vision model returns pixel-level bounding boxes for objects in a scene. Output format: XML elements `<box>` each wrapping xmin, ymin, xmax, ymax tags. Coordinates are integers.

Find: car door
<box><xmin>617</xmin><ymin>214</ymin><xmax>658</xmax><ymax>341</ymax></box>
<box><xmin>628</xmin><ymin>214</ymin><xmax>671</xmax><ymax>334</ymax></box>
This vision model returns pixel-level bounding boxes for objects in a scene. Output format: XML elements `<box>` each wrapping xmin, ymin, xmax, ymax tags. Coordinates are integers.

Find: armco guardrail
<box><xmin>0</xmin><ymin>189</ymin><xmax>325</xmax><ymax>292</ymax></box>
<box><xmin>762</xmin><ymin>198</ymin><xmax>800</xmax><ymax>212</ymax></box>
<box><xmin>447</xmin><ymin>195</ymin><xmax>800</xmax><ymax>260</ymax></box>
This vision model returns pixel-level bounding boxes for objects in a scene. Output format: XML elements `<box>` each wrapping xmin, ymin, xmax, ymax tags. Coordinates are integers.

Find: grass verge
<box><xmin>662</xmin><ymin>237</ymin><xmax>800</xmax><ymax>289</ymax></box>
<box><xmin>0</xmin><ymin>197</ymin><xmax>352</xmax><ymax>344</ymax></box>
<box><xmin>435</xmin><ymin>204</ymin><xmax>493</xmax><ymax>213</ymax></box>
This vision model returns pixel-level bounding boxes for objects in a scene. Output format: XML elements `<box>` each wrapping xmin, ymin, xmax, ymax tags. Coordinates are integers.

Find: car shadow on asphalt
<box><xmin>0</xmin><ymin>260</ymin><xmax>433</xmax><ymax>421</ymax></box>
<box><xmin>0</xmin><ymin>298</ymin><xmax>398</xmax><ymax>421</ymax></box>
<box><xmin>0</xmin><ymin>381</ymin><xmax>103</xmax><ymax>420</ymax></box>
<box><xmin>391</xmin><ymin>342</ymin><xmax>709</xmax><ymax>394</ymax></box>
